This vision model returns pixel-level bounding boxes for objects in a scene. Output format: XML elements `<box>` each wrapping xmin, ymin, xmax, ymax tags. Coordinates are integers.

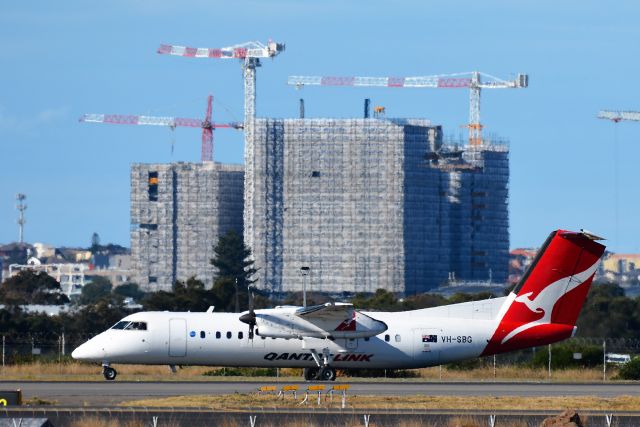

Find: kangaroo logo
<box><xmin>501</xmin><ymin>260</ymin><xmax>600</xmax><ymax>344</ymax></box>
<box><xmin>335</xmin><ymin>312</ymin><xmax>356</xmax><ymax>331</ymax></box>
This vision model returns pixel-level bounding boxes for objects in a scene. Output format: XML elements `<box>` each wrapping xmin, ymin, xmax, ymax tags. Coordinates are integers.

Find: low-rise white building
<box><xmin>9</xmin><ymin>261</ymin><xmax>87</xmax><ymax>298</ymax></box>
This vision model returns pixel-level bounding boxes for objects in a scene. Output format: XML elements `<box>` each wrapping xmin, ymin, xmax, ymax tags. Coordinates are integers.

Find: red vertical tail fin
<box><xmin>482</xmin><ymin>229</ymin><xmax>605</xmax><ymax>356</ymax></box>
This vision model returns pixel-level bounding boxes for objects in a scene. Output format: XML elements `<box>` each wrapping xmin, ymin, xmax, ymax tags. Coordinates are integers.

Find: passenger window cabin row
<box><xmin>110</xmin><ymin>322</ymin><xmax>401</xmax><ymax>343</ymax></box>
<box><xmin>197</xmin><ymin>331</ymin><xmax>401</xmax><ymax>342</ymax></box>
<box><xmin>205</xmin><ymin>331</ymin><xmax>244</xmax><ymax>339</ymax></box>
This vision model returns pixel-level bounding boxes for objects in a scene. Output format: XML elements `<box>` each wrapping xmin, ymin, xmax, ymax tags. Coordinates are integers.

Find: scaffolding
<box><xmin>130</xmin><ymin>162</ymin><xmax>244</xmax><ymax>291</ymax></box>
<box><xmin>247</xmin><ymin>118</ymin><xmax>509</xmax><ymax>295</ymax></box>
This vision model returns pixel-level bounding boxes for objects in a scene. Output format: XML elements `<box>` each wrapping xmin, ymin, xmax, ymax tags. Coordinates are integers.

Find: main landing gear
<box><xmin>304</xmin><ymin>366</ymin><xmax>336</xmax><ymax>381</ymax></box>
<box><xmin>305</xmin><ymin>349</ymin><xmax>337</xmax><ymax>381</ymax></box>
<box><xmin>102</xmin><ymin>363</ymin><xmax>117</xmax><ymax>381</ymax></box>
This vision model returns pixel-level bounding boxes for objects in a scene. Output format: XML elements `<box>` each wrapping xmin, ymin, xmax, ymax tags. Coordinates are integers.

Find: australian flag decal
<box><xmin>422</xmin><ymin>334</ymin><xmax>437</xmax><ymax>343</ymax></box>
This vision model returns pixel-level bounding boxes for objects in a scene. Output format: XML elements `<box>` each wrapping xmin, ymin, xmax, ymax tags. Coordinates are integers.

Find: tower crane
<box><xmin>288</xmin><ymin>71</ymin><xmax>528</xmax><ymax>146</ymax></box>
<box><xmin>157</xmin><ymin>40</ymin><xmax>285</xmax><ymax>126</ymax></box>
<box><xmin>598</xmin><ymin>111</ymin><xmax>640</xmax><ymax>123</ymax></box>
<box><xmin>158</xmin><ymin>40</ymin><xmax>284</xmax><ymax>254</ymax></box>
<box><xmin>597</xmin><ymin>110</ymin><xmax>640</xmax><ymax>251</ymax></box>
<box><xmin>80</xmin><ymin>95</ymin><xmax>241</xmax><ymax>162</ymax></box>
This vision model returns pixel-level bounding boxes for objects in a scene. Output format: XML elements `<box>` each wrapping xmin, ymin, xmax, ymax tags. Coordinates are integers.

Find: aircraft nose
<box><xmin>72</xmin><ymin>340</ymin><xmax>105</xmax><ymax>362</ymax></box>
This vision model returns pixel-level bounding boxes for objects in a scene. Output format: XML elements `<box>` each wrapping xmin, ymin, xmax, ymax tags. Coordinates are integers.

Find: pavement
<box><xmin>1</xmin><ymin>380</ymin><xmax>639</xmax><ymax>406</ymax></box>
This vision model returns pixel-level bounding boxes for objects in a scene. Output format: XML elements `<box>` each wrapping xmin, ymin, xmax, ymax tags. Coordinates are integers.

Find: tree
<box><xmin>576</xmin><ymin>283</ymin><xmax>640</xmax><ymax>338</ymax></box>
<box><xmin>617</xmin><ymin>357</ymin><xmax>640</xmax><ymax>380</ymax></box>
<box><xmin>113</xmin><ymin>283</ymin><xmax>145</xmax><ymax>301</ymax></box>
<box><xmin>211</xmin><ymin>277</ymin><xmax>236</xmax><ymax>311</ymax></box>
<box><xmin>530</xmin><ymin>343</ymin><xmax>603</xmax><ymax>369</ymax></box>
<box><xmin>79</xmin><ymin>277</ymin><xmax>113</xmax><ymax>305</ymax></box>
<box><xmin>143</xmin><ymin>277</ymin><xmax>218</xmax><ymax>312</ymax></box>
<box><xmin>91</xmin><ymin>232</ymin><xmax>101</xmax><ymax>252</ymax></box>
<box><xmin>281</xmin><ymin>291</ymin><xmax>328</xmax><ymax>308</ymax></box>
<box><xmin>211</xmin><ymin>230</ymin><xmax>257</xmax><ymax>285</ymax></box>
<box><xmin>210</xmin><ymin>230</ymin><xmax>258</xmax><ymax>312</ymax></box>
<box><xmin>60</xmin><ymin>298</ymin><xmax>129</xmax><ymax>338</ymax></box>
<box><xmin>401</xmin><ymin>293</ymin><xmax>448</xmax><ymax>310</ymax></box>
<box><xmin>0</xmin><ymin>270</ymin><xmax>69</xmax><ymax>306</ymax></box>
<box><xmin>351</xmin><ymin>289</ymin><xmax>400</xmax><ymax>311</ymax></box>
<box><xmin>447</xmin><ymin>291</ymin><xmax>496</xmax><ymax>304</ymax></box>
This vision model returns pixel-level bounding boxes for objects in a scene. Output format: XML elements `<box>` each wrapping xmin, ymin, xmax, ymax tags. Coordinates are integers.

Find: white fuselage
<box><xmin>72</xmin><ymin>297</ymin><xmax>506</xmax><ymax>370</ymax></box>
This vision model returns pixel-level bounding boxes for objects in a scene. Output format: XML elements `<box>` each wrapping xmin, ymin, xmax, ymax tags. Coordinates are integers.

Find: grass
<box><xmin>0</xmin><ymin>361</ymin><xmax>619</xmax><ymax>382</ymax></box>
<box><xmin>413</xmin><ymin>365</ymin><xmax>608</xmax><ymax>382</ymax></box>
<box><xmin>0</xmin><ymin>361</ymin><xmax>217</xmax><ymax>381</ymax></box>
<box><xmin>23</xmin><ymin>396</ymin><xmax>57</xmax><ymax>405</ymax></box>
<box><xmin>120</xmin><ymin>392</ymin><xmax>640</xmax><ymax>411</ymax></box>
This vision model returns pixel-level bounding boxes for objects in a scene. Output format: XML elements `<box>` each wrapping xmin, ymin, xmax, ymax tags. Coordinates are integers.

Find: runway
<box><xmin>1</xmin><ymin>380</ymin><xmax>639</xmax><ymax>406</ymax></box>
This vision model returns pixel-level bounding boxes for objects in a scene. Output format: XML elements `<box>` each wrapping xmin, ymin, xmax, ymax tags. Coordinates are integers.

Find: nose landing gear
<box><xmin>102</xmin><ymin>364</ymin><xmax>117</xmax><ymax>381</ymax></box>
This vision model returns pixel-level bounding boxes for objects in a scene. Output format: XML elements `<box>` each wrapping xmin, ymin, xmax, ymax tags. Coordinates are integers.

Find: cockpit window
<box><xmin>125</xmin><ymin>322</ymin><xmax>147</xmax><ymax>331</ymax></box>
<box><xmin>111</xmin><ymin>321</ymin><xmax>147</xmax><ymax>330</ymax></box>
<box><xmin>111</xmin><ymin>321</ymin><xmax>130</xmax><ymax>330</ymax></box>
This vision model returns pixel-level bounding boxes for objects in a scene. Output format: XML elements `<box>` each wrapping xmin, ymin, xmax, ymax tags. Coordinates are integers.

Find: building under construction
<box><xmin>129</xmin><ymin>118</ymin><xmax>508</xmax><ymax>295</ymax></box>
<box><xmin>130</xmin><ymin>162</ymin><xmax>243</xmax><ymax>291</ymax></box>
<box><xmin>245</xmin><ymin>118</ymin><xmax>509</xmax><ymax>295</ymax></box>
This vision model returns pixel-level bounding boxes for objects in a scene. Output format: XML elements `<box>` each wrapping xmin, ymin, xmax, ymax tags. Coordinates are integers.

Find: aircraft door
<box><xmin>169</xmin><ymin>318</ymin><xmax>187</xmax><ymax>357</ymax></box>
<box><xmin>412</xmin><ymin>328</ymin><xmax>441</xmax><ymax>363</ymax></box>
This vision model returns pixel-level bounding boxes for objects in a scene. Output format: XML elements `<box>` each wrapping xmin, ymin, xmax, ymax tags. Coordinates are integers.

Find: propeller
<box><xmin>239</xmin><ymin>285</ymin><xmax>256</xmax><ymax>339</ymax></box>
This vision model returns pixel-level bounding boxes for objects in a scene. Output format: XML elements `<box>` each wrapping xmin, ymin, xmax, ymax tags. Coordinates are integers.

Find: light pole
<box><xmin>300</xmin><ymin>266</ymin><xmax>310</xmax><ymax>308</ymax></box>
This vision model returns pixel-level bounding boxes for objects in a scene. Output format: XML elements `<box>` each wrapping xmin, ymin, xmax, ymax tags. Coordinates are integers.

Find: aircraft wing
<box><xmin>295</xmin><ymin>302</ymin><xmax>387</xmax><ymax>338</ymax></box>
<box><xmin>252</xmin><ymin>302</ymin><xmax>387</xmax><ymax>339</ymax></box>
<box><xmin>296</xmin><ymin>302</ymin><xmax>354</xmax><ymax>319</ymax></box>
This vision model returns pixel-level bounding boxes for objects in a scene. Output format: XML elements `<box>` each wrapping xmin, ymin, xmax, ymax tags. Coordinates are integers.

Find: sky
<box><xmin>1</xmin><ymin>1</ymin><xmax>639</xmax><ymax>253</ymax></box>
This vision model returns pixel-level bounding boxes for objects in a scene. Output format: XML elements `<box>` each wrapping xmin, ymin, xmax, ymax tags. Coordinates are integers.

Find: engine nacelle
<box><xmin>255</xmin><ymin>323</ymin><xmax>299</xmax><ymax>339</ymax></box>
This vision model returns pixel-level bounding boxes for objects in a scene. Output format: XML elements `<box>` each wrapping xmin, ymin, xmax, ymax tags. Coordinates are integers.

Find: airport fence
<box><xmin>0</xmin><ymin>334</ymin><xmax>91</xmax><ymax>364</ymax></box>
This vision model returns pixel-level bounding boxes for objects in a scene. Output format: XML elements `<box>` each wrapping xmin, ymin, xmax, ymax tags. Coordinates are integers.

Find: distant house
<box><xmin>0</xmin><ymin>242</ymin><xmax>34</xmax><ymax>266</ymax></box>
<box><xmin>601</xmin><ymin>253</ymin><xmax>640</xmax><ymax>287</ymax></box>
<box><xmin>2</xmin><ymin>240</ymin><xmax>133</xmax><ymax>296</ymax></box>
<box><xmin>0</xmin><ymin>242</ymin><xmax>35</xmax><ymax>283</ymax></box>
<box><xmin>508</xmin><ymin>248</ymin><xmax>537</xmax><ymax>285</ymax></box>
<box><xmin>9</xmin><ymin>261</ymin><xmax>87</xmax><ymax>298</ymax></box>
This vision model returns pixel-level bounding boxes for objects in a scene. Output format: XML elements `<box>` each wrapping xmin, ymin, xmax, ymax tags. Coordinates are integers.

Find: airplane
<box><xmin>72</xmin><ymin>229</ymin><xmax>605</xmax><ymax>381</ymax></box>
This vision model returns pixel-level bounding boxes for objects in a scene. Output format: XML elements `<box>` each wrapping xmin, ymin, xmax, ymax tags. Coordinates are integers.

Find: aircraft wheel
<box><xmin>318</xmin><ymin>367</ymin><xmax>336</xmax><ymax>382</ymax></box>
<box><xmin>103</xmin><ymin>366</ymin><xmax>117</xmax><ymax>381</ymax></box>
<box><xmin>304</xmin><ymin>367</ymin><xmax>319</xmax><ymax>381</ymax></box>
